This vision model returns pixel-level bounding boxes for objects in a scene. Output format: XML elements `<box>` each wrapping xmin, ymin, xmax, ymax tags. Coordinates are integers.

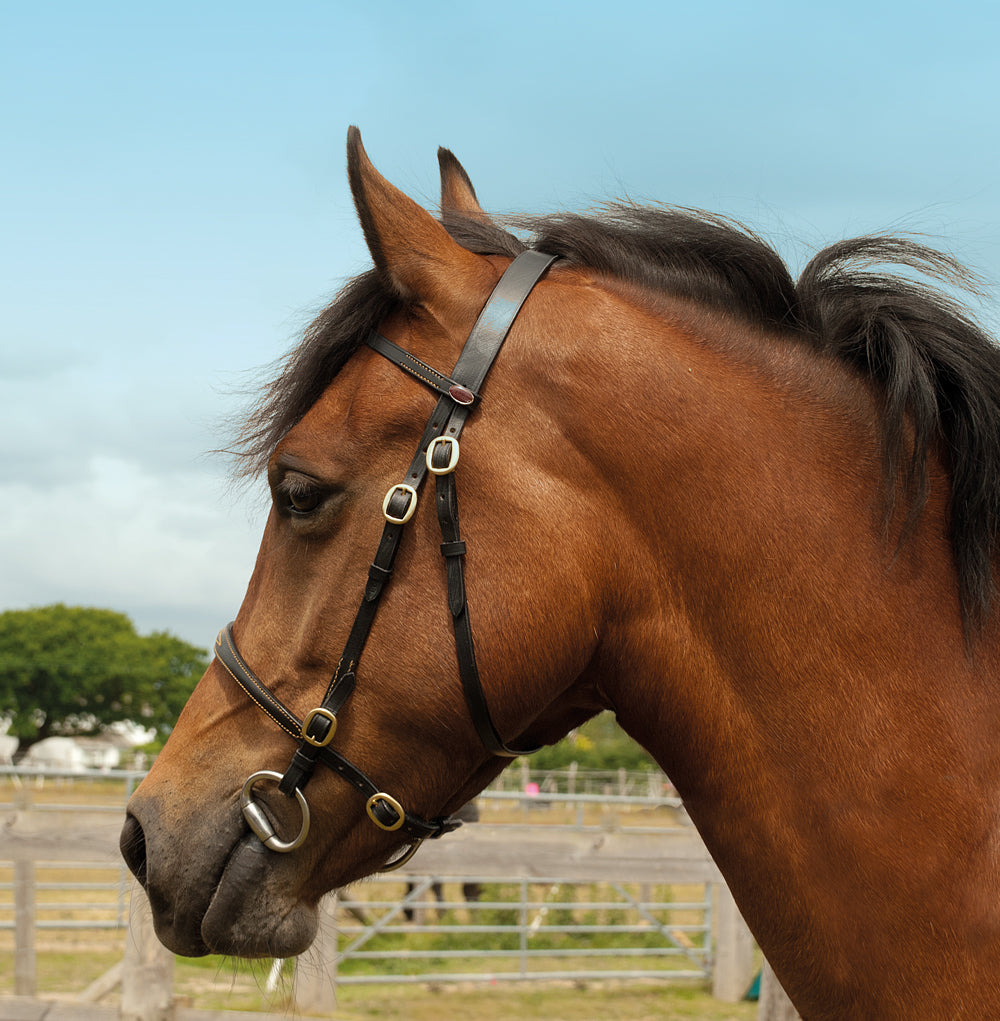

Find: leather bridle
<box><xmin>213</xmin><ymin>250</ymin><xmax>558</xmax><ymax>869</ymax></box>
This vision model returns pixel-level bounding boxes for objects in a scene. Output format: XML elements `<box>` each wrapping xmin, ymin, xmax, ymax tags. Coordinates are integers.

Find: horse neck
<box><xmin>564</xmin><ymin>297</ymin><xmax>1000</xmax><ymax>1013</ymax></box>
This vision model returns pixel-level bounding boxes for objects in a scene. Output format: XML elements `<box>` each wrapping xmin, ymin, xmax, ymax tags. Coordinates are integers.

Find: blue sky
<box><xmin>2</xmin><ymin>1</ymin><xmax>998</xmax><ymax>648</ymax></box>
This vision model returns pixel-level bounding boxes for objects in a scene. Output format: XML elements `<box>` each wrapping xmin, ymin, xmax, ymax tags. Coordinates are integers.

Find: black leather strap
<box><xmin>368</xmin><ymin>251</ymin><xmax>556</xmax><ymax>757</ymax></box>
<box><xmin>367</xmin><ymin>332</ymin><xmax>478</xmax><ymax>404</ymax></box>
<box><xmin>449</xmin><ymin>250</ymin><xmax>558</xmax><ymax>391</ymax></box>
<box><xmin>215</xmin><ymin>625</ymin><xmax>457</xmax><ymax>840</ymax></box>
<box><xmin>216</xmin><ymin>249</ymin><xmax>557</xmax><ymax>844</ymax></box>
<box><xmin>310</xmin><ymin>249</ymin><xmax>556</xmax><ymax>773</ymax></box>
<box><xmin>434</xmin><ymin>463</ymin><xmax>540</xmax><ymax>756</ymax></box>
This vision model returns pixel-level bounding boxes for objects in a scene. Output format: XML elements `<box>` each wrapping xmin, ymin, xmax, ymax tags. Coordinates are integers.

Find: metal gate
<box><xmin>329</xmin><ymin>873</ymin><xmax>713</xmax><ymax>985</ymax></box>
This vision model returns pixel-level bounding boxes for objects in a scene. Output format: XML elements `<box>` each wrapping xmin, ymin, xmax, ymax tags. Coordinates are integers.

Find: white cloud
<box><xmin>0</xmin><ymin>454</ymin><xmax>267</xmax><ymax>647</ymax></box>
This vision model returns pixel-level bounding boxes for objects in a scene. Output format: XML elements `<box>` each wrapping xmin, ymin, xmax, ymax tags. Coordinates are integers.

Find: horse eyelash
<box><xmin>274</xmin><ymin>476</ymin><xmax>323</xmax><ymax>509</ymax></box>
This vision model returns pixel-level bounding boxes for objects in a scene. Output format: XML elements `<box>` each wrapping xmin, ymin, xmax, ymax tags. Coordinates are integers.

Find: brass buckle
<box><xmin>426</xmin><ymin>436</ymin><xmax>460</xmax><ymax>475</ymax></box>
<box><xmin>382</xmin><ymin>484</ymin><xmax>418</xmax><ymax>524</ymax></box>
<box><xmin>301</xmin><ymin>707</ymin><xmax>337</xmax><ymax>747</ymax></box>
<box><xmin>366</xmin><ymin>792</ymin><xmax>406</xmax><ymax>831</ymax></box>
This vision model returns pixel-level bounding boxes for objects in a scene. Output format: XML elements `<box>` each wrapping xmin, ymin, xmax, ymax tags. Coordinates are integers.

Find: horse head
<box><xmin>121</xmin><ymin>130</ymin><xmax>614</xmax><ymax>957</ymax></box>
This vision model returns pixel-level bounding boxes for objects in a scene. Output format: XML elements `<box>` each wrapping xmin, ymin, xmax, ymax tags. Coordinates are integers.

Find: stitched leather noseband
<box><xmin>214</xmin><ymin>250</ymin><xmax>558</xmax><ymax>869</ymax></box>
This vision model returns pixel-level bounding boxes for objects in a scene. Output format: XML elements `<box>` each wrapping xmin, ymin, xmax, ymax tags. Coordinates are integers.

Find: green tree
<box><xmin>0</xmin><ymin>604</ymin><xmax>207</xmax><ymax>750</ymax></box>
<box><xmin>528</xmin><ymin>711</ymin><xmax>658</xmax><ymax>773</ymax></box>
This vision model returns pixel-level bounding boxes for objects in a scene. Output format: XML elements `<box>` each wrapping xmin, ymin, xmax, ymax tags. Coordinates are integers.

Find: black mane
<box><xmin>233</xmin><ymin>203</ymin><xmax>1000</xmax><ymax>628</ymax></box>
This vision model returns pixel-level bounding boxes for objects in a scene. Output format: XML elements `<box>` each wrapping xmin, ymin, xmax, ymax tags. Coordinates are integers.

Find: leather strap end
<box><xmin>433</xmin><ymin>816</ymin><xmax>463</xmax><ymax>837</ymax></box>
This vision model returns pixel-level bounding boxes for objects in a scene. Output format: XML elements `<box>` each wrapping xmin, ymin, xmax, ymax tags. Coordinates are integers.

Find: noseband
<box><xmin>214</xmin><ymin>250</ymin><xmax>558</xmax><ymax>868</ymax></box>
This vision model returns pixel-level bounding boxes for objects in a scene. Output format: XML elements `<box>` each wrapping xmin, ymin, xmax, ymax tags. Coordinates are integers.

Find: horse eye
<box><xmin>288</xmin><ymin>488</ymin><xmax>321</xmax><ymax>515</ymax></box>
<box><xmin>277</xmin><ymin>478</ymin><xmax>323</xmax><ymax>516</ymax></box>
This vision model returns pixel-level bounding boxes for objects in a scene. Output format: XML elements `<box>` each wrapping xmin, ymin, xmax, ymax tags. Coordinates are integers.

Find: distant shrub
<box><xmin>527</xmin><ymin>711</ymin><xmax>657</xmax><ymax>772</ymax></box>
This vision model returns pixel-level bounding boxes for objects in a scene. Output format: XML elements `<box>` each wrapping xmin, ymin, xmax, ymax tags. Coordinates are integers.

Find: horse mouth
<box><xmin>200</xmin><ymin>832</ymin><xmax>318</xmax><ymax>957</ymax></box>
<box><xmin>121</xmin><ymin>810</ymin><xmax>318</xmax><ymax>959</ymax></box>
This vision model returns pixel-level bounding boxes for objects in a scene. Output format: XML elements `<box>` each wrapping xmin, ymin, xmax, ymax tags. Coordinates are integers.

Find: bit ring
<box><xmin>240</xmin><ymin>770</ymin><xmax>310</xmax><ymax>853</ymax></box>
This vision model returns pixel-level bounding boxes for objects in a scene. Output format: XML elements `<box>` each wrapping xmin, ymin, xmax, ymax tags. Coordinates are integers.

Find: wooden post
<box><xmin>293</xmin><ymin>893</ymin><xmax>339</xmax><ymax>1013</ymax></box>
<box><xmin>758</xmin><ymin>960</ymin><xmax>801</xmax><ymax>1020</ymax></box>
<box><xmin>121</xmin><ymin>888</ymin><xmax>175</xmax><ymax>1021</ymax></box>
<box><xmin>14</xmin><ymin>860</ymin><xmax>36</xmax><ymax>996</ymax></box>
<box><xmin>712</xmin><ymin>881</ymin><xmax>756</xmax><ymax>1002</ymax></box>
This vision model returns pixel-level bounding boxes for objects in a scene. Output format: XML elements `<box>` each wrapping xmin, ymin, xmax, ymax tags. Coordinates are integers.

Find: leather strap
<box><xmin>449</xmin><ymin>250</ymin><xmax>558</xmax><ymax>390</ymax></box>
<box><xmin>217</xmin><ymin>250</ymin><xmax>557</xmax><ymax>840</ymax></box>
<box><xmin>368</xmin><ymin>250</ymin><xmax>556</xmax><ymax>757</ymax></box>
<box><xmin>433</xmin><ymin>453</ymin><xmax>539</xmax><ymax>756</ymax></box>
<box><xmin>367</xmin><ymin>332</ymin><xmax>478</xmax><ymax>405</ymax></box>
<box><xmin>215</xmin><ymin>625</ymin><xmax>457</xmax><ymax>840</ymax></box>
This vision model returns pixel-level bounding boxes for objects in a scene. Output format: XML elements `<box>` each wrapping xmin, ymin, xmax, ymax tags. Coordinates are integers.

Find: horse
<box><xmin>120</xmin><ymin>128</ymin><xmax>1000</xmax><ymax>1019</ymax></box>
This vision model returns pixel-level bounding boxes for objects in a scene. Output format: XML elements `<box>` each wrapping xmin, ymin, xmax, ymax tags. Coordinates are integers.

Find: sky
<box><xmin>2</xmin><ymin>0</ymin><xmax>999</xmax><ymax>651</ymax></box>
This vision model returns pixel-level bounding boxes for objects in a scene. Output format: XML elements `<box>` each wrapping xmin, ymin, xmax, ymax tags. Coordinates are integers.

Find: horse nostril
<box><xmin>120</xmin><ymin>814</ymin><xmax>149</xmax><ymax>887</ymax></box>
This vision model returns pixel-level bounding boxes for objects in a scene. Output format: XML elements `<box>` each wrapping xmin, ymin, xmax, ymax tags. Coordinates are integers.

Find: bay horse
<box><xmin>121</xmin><ymin>128</ymin><xmax>1000</xmax><ymax>1019</ymax></box>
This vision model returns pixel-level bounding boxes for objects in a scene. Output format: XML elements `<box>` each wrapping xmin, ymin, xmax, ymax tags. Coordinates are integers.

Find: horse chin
<box><xmin>199</xmin><ymin>834</ymin><xmax>318</xmax><ymax>958</ymax></box>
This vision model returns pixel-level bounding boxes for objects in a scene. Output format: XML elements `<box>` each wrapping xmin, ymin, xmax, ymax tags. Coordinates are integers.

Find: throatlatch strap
<box><xmin>434</xmin><ymin>464</ymin><xmax>540</xmax><ymax>756</ymax></box>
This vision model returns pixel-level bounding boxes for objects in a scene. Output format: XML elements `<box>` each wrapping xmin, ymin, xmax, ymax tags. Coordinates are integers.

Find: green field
<box><xmin>176</xmin><ymin>974</ymin><xmax>759</xmax><ymax>1020</ymax></box>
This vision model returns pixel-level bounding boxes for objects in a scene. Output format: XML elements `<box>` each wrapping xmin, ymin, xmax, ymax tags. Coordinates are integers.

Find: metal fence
<box><xmin>490</xmin><ymin>761</ymin><xmax>677</xmax><ymax>797</ymax></box>
<box><xmin>0</xmin><ymin>860</ymin><xmax>132</xmax><ymax>933</ymax></box>
<box><xmin>0</xmin><ymin>763</ymin><xmax>143</xmax><ymax>797</ymax></box>
<box><xmin>326</xmin><ymin>873</ymin><xmax>712</xmax><ymax>985</ymax></box>
<box><xmin>0</xmin><ymin>762</ymin><xmax>676</xmax><ymax>809</ymax></box>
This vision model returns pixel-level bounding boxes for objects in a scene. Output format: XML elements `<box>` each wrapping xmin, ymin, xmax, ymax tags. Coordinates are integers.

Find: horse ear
<box><xmin>438</xmin><ymin>147</ymin><xmax>489</xmax><ymax>221</ymax></box>
<box><xmin>346</xmin><ymin>127</ymin><xmax>486</xmax><ymax>306</ymax></box>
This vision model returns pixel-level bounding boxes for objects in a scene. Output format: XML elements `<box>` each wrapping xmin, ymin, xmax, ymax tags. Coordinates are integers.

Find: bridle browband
<box><xmin>214</xmin><ymin>250</ymin><xmax>558</xmax><ymax>869</ymax></box>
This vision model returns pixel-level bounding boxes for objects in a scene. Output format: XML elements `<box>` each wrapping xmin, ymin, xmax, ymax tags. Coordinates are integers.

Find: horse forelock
<box><xmin>230</xmin><ymin>201</ymin><xmax>1000</xmax><ymax>629</ymax></box>
<box><xmin>228</xmin><ymin>270</ymin><xmax>397</xmax><ymax>481</ymax></box>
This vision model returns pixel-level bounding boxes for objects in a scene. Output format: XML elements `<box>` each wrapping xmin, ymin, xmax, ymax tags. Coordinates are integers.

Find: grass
<box><xmin>327</xmin><ymin>984</ymin><xmax>757</xmax><ymax>1021</ymax></box>
<box><xmin>166</xmin><ymin>956</ymin><xmax>757</xmax><ymax>1019</ymax></box>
